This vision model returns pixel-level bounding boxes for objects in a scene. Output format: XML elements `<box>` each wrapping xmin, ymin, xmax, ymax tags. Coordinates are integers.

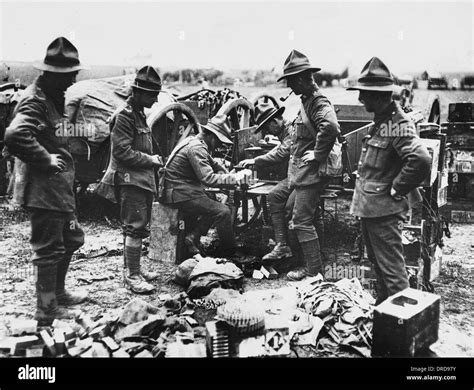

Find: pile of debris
<box><xmin>293</xmin><ymin>276</ymin><xmax>375</xmax><ymax>357</ymax></box>
<box><xmin>0</xmin><ymin>275</ymin><xmax>376</xmax><ymax>358</ymax></box>
<box><xmin>0</xmin><ymin>295</ymin><xmax>209</xmax><ymax>358</ymax></box>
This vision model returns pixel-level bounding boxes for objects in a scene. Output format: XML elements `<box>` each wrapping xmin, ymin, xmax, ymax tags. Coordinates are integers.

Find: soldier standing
<box><xmin>275</xmin><ymin>50</ymin><xmax>340</xmax><ymax>281</ymax></box>
<box><xmin>98</xmin><ymin>66</ymin><xmax>163</xmax><ymax>294</ymax></box>
<box><xmin>5</xmin><ymin>37</ymin><xmax>88</xmax><ymax>325</ymax></box>
<box><xmin>347</xmin><ymin>57</ymin><xmax>431</xmax><ymax>303</ymax></box>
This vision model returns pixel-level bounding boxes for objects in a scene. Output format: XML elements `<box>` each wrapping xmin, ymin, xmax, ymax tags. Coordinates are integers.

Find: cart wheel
<box><xmin>215</xmin><ymin>98</ymin><xmax>254</xmax><ymax>165</ymax></box>
<box><xmin>148</xmin><ymin>102</ymin><xmax>200</xmax><ymax>160</ymax></box>
<box><xmin>250</xmin><ymin>92</ymin><xmax>280</xmax><ymax>109</ymax></box>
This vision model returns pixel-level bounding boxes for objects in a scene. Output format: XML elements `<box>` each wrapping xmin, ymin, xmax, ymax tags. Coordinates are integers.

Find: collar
<box><xmin>374</xmin><ymin>101</ymin><xmax>396</xmax><ymax>126</ymax></box>
<box><xmin>301</xmin><ymin>87</ymin><xmax>322</xmax><ymax>102</ymax></box>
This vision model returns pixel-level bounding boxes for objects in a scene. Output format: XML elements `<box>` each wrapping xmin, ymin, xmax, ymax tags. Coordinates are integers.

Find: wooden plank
<box><xmin>149</xmin><ymin>202</ymin><xmax>181</xmax><ymax>263</ymax></box>
<box><xmin>235</xmin><ymin>126</ymin><xmax>260</xmax><ymax>162</ymax></box>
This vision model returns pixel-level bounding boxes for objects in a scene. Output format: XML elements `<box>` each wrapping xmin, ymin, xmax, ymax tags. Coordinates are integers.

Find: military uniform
<box><xmin>5</xmin><ymin>76</ymin><xmax>85</xmax><ymax>267</ymax></box>
<box><xmin>351</xmin><ymin>101</ymin><xmax>431</xmax><ymax>301</ymax></box>
<box><xmin>163</xmin><ymin>135</ymin><xmax>237</xmax><ymax>250</ymax></box>
<box><xmin>97</xmin><ymin>65</ymin><xmax>162</xmax><ymax>294</ymax></box>
<box><xmin>98</xmin><ymin>96</ymin><xmax>156</xmax><ymax>238</ymax></box>
<box><xmin>4</xmin><ymin>36</ymin><xmax>88</xmax><ymax>325</ymax></box>
<box><xmin>288</xmin><ymin>91</ymin><xmax>339</xmax><ymax>243</ymax></box>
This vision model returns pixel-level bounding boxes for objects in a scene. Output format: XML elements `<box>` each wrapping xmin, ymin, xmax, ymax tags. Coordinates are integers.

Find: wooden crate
<box><xmin>372</xmin><ymin>288</ymin><xmax>440</xmax><ymax>357</ymax></box>
<box><xmin>149</xmin><ymin>202</ymin><xmax>183</xmax><ymax>264</ymax></box>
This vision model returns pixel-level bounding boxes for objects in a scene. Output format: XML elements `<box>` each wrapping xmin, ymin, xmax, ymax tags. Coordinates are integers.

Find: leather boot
<box><xmin>263</xmin><ymin>243</ymin><xmax>293</xmax><ymax>262</ymax></box>
<box><xmin>184</xmin><ymin>232</ymin><xmax>201</xmax><ymax>256</ymax></box>
<box><xmin>34</xmin><ymin>264</ymin><xmax>71</xmax><ymax>326</ymax></box>
<box><xmin>56</xmin><ymin>254</ymin><xmax>88</xmax><ymax>306</ymax></box>
<box><xmin>124</xmin><ymin>237</ymin><xmax>155</xmax><ymax>294</ymax></box>
<box><xmin>287</xmin><ymin>239</ymin><xmax>322</xmax><ymax>281</ymax></box>
<box><xmin>263</xmin><ymin>212</ymin><xmax>293</xmax><ymax>261</ymax></box>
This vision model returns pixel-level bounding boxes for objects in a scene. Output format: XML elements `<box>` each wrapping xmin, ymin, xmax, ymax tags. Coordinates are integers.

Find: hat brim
<box><xmin>201</xmin><ymin>124</ymin><xmax>233</xmax><ymax>145</ymax></box>
<box><xmin>277</xmin><ymin>67</ymin><xmax>321</xmax><ymax>82</ymax></box>
<box><xmin>254</xmin><ymin>106</ymin><xmax>286</xmax><ymax>133</ymax></box>
<box><xmin>132</xmin><ymin>85</ymin><xmax>162</xmax><ymax>92</ymax></box>
<box><xmin>346</xmin><ymin>84</ymin><xmax>396</xmax><ymax>92</ymax></box>
<box><xmin>33</xmin><ymin>63</ymin><xmax>89</xmax><ymax>73</ymax></box>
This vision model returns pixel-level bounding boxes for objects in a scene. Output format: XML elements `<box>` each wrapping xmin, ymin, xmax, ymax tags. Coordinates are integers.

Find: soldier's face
<box><xmin>143</xmin><ymin>91</ymin><xmax>158</xmax><ymax>108</ymax></box>
<box><xmin>358</xmin><ymin>91</ymin><xmax>378</xmax><ymax>112</ymax></box>
<box><xmin>137</xmin><ymin>90</ymin><xmax>159</xmax><ymax>108</ymax></box>
<box><xmin>285</xmin><ymin>75</ymin><xmax>303</xmax><ymax>95</ymax></box>
<box><xmin>265</xmin><ymin>116</ymin><xmax>284</xmax><ymax>136</ymax></box>
<box><xmin>47</xmin><ymin>71</ymin><xmax>78</xmax><ymax>91</ymax></box>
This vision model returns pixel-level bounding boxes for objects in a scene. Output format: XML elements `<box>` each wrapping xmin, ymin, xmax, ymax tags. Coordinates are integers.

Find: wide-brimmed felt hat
<box><xmin>133</xmin><ymin>66</ymin><xmax>162</xmax><ymax>92</ymax></box>
<box><xmin>347</xmin><ymin>57</ymin><xmax>396</xmax><ymax>92</ymax></box>
<box><xmin>254</xmin><ymin>103</ymin><xmax>285</xmax><ymax>133</ymax></box>
<box><xmin>34</xmin><ymin>37</ymin><xmax>88</xmax><ymax>73</ymax></box>
<box><xmin>277</xmin><ymin>50</ymin><xmax>321</xmax><ymax>82</ymax></box>
<box><xmin>201</xmin><ymin>114</ymin><xmax>233</xmax><ymax>144</ymax></box>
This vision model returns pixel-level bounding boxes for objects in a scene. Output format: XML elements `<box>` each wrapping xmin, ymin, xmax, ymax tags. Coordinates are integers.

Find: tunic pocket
<box><xmin>365</xmin><ymin>137</ymin><xmax>390</xmax><ymax>169</ymax></box>
<box><xmin>135</xmin><ymin>126</ymin><xmax>153</xmax><ymax>153</ymax></box>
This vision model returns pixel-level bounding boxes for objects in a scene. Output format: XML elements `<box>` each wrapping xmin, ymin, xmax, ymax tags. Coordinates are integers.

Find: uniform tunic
<box><xmin>4</xmin><ymin>76</ymin><xmax>84</xmax><ymax>265</ymax></box>
<box><xmin>350</xmin><ymin>101</ymin><xmax>431</xmax><ymax>303</ymax></box>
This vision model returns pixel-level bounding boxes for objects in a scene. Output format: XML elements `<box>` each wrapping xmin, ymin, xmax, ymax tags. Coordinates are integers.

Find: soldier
<box><xmin>162</xmin><ymin>114</ymin><xmax>251</xmax><ymax>257</ymax></box>
<box><xmin>239</xmin><ymin>103</ymin><xmax>294</xmax><ymax>261</ymax></box>
<box><xmin>347</xmin><ymin>57</ymin><xmax>431</xmax><ymax>304</ymax></box>
<box><xmin>97</xmin><ymin>66</ymin><xmax>163</xmax><ymax>294</ymax></box>
<box><xmin>4</xmin><ymin>37</ymin><xmax>88</xmax><ymax>325</ymax></box>
<box><xmin>275</xmin><ymin>50</ymin><xmax>340</xmax><ymax>281</ymax></box>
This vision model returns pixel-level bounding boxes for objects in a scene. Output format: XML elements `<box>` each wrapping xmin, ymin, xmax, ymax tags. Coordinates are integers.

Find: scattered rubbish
<box><xmin>260</xmin><ymin>265</ymin><xmax>278</xmax><ymax>280</ymax></box>
<box><xmin>252</xmin><ymin>270</ymin><xmax>264</xmax><ymax>279</ymax></box>
<box><xmin>77</xmin><ymin>271</ymin><xmax>114</xmax><ymax>284</ymax></box>
<box><xmin>8</xmin><ymin>319</ymin><xmax>37</xmax><ymax>336</ymax></box>
<box><xmin>295</xmin><ymin>277</ymin><xmax>375</xmax><ymax>357</ymax></box>
<box><xmin>119</xmin><ymin>298</ymin><xmax>160</xmax><ymax>325</ymax></box>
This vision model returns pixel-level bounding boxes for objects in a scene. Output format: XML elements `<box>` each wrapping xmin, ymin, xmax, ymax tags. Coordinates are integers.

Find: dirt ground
<box><xmin>1</xmin><ymin>192</ymin><xmax>472</xmax><ymax>357</ymax></box>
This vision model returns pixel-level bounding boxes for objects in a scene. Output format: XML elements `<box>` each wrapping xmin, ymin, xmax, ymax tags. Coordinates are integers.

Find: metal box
<box><xmin>372</xmin><ymin>288</ymin><xmax>440</xmax><ymax>357</ymax></box>
<box><xmin>448</xmin><ymin>102</ymin><xmax>474</xmax><ymax>123</ymax></box>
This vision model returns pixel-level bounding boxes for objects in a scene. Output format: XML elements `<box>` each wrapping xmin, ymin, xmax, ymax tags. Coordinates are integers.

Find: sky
<box><xmin>0</xmin><ymin>0</ymin><xmax>473</xmax><ymax>74</ymax></box>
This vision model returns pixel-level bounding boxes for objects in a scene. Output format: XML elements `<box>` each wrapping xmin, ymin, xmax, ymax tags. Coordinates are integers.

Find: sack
<box><xmin>300</xmin><ymin>100</ymin><xmax>343</xmax><ymax>178</ymax></box>
<box><xmin>318</xmin><ymin>137</ymin><xmax>343</xmax><ymax>177</ymax></box>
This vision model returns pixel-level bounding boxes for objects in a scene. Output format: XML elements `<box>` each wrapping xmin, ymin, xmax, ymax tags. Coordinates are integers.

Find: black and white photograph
<box><xmin>0</xmin><ymin>0</ymin><xmax>472</xmax><ymax>386</ymax></box>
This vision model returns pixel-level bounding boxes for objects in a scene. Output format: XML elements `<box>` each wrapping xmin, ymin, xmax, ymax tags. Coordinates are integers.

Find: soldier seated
<box><xmin>162</xmin><ymin>114</ymin><xmax>251</xmax><ymax>257</ymax></box>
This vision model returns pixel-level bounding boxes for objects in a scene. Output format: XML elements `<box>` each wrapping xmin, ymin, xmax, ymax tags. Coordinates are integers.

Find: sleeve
<box><xmin>187</xmin><ymin>145</ymin><xmax>238</xmax><ymax>188</ymax></box>
<box><xmin>111</xmin><ymin>111</ymin><xmax>155</xmax><ymax>168</ymax></box>
<box><xmin>209</xmin><ymin>157</ymin><xmax>228</xmax><ymax>173</ymax></box>
<box><xmin>255</xmin><ymin>134</ymin><xmax>291</xmax><ymax>167</ymax></box>
<box><xmin>4</xmin><ymin>97</ymin><xmax>52</xmax><ymax>170</ymax></box>
<box><xmin>391</xmin><ymin>122</ymin><xmax>432</xmax><ymax>195</ymax></box>
<box><xmin>309</xmin><ymin>99</ymin><xmax>340</xmax><ymax>163</ymax></box>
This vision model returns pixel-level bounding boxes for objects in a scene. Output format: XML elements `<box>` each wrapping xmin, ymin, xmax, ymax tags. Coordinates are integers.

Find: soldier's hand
<box><xmin>390</xmin><ymin>187</ymin><xmax>404</xmax><ymax>201</ymax></box>
<box><xmin>301</xmin><ymin>151</ymin><xmax>316</xmax><ymax>164</ymax></box>
<box><xmin>235</xmin><ymin>169</ymin><xmax>253</xmax><ymax>185</ymax></box>
<box><xmin>151</xmin><ymin>155</ymin><xmax>163</xmax><ymax>167</ymax></box>
<box><xmin>49</xmin><ymin>154</ymin><xmax>66</xmax><ymax>174</ymax></box>
<box><xmin>238</xmin><ymin>158</ymin><xmax>255</xmax><ymax>168</ymax></box>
